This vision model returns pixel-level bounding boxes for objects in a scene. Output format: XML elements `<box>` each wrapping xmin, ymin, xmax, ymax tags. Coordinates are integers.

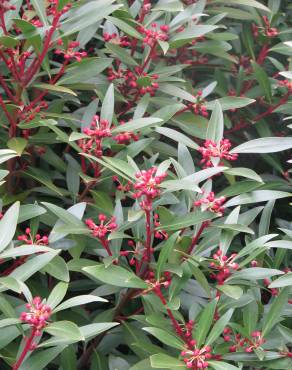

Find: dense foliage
<box><xmin>0</xmin><ymin>0</ymin><xmax>292</xmax><ymax>369</ymax></box>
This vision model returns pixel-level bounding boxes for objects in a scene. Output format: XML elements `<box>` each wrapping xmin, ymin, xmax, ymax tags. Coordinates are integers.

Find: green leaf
<box><xmin>106</xmin><ymin>42</ymin><xmax>138</xmax><ymax>66</ymax></box>
<box><xmin>26</xmin><ymin>167</ymin><xmax>64</xmax><ymax>196</ymax></box>
<box><xmin>217</xmin><ymin>285</ymin><xmax>243</xmax><ymax>299</ymax></box>
<box><xmin>188</xmin><ymin>262</ymin><xmax>212</xmax><ymax>297</ymax></box>
<box><xmin>251</xmin><ymin>61</ymin><xmax>272</xmax><ymax>103</ymax></box>
<box><xmin>80</xmin><ymin>322</ymin><xmax>119</xmax><ymax>340</ymax></box>
<box><xmin>143</xmin><ymin>327</ymin><xmax>184</xmax><ymax>349</ymax></box>
<box><xmin>69</xmin><ymin>132</ymin><xmax>89</xmax><ymax>141</ymax></box>
<box><xmin>269</xmin><ymin>273</ymin><xmax>292</xmax><ymax>288</ymax></box>
<box><xmin>224</xmin><ymin>168</ymin><xmax>263</xmax><ymax>183</ymax></box>
<box><xmin>60</xmin><ymin>345</ymin><xmax>77</xmax><ymax>370</ymax></box>
<box><xmin>209</xmin><ymin>361</ymin><xmax>241</xmax><ymax>370</ymax></box>
<box><xmin>262</xmin><ymin>287</ymin><xmax>289</xmax><ymax>337</ymax></box>
<box><xmin>212</xmin><ymin>0</ymin><xmax>270</xmax><ymax>12</ymax></box>
<box><xmin>159</xmin><ymin>84</ymin><xmax>196</xmax><ymax>102</ymax></box>
<box><xmin>156</xmin><ymin>127</ymin><xmax>199</xmax><ymax>149</ymax></box>
<box><xmin>212</xmin><ymin>224</ymin><xmax>254</xmax><ymax>234</ymax></box>
<box><xmin>231</xmin><ymin>137</ymin><xmax>292</xmax><ymax>154</ymax></box>
<box><xmin>206</xmin><ymin>97</ymin><xmax>255</xmax><ymax>110</ymax></box>
<box><xmin>7</xmin><ymin>137</ymin><xmax>27</xmax><ymax>155</ymax></box>
<box><xmin>60</xmin><ymin>0</ymin><xmax>119</xmax><ymax>37</ymax></box>
<box><xmin>20</xmin><ymin>345</ymin><xmax>66</xmax><ymax>370</ymax></box>
<box><xmin>42</xmin><ymin>255</ymin><xmax>69</xmax><ymax>282</ymax></box>
<box><xmin>45</xmin><ymin>321</ymin><xmax>84</xmax><ymax>341</ymax></box>
<box><xmin>54</xmin><ymin>295</ymin><xmax>107</xmax><ymax>313</ymax></box>
<box><xmin>0</xmin><ymin>245</ymin><xmax>52</xmax><ymax>259</ymax></box>
<box><xmin>265</xmin><ymin>240</ymin><xmax>292</xmax><ymax>250</ymax></box>
<box><xmin>47</xmin><ymin>282</ymin><xmax>68</xmax><ymax>309</ymax></box>
<box><xmin>195</xmin><ymin>299</ymin><xmax>218</xmax><ymax>346</ymax></box>
<box><xmin>0</xmin><ymin>149</ymin><xmax>18</xmax><ymax>164</ymax></box>
<box><xmin>228</xmin><ymin>268</ymin><xmax>284</xmax><ymax>281</ymax></box>
<box><xmin>0</xmin><ymin>202</ymin><xmax>19</xmax><ymax>253</ymax></box>
<box><xmin>170</xmin><ymin>25</ymin><xmax>218</xmax><ymax>48</ymax></box>
<box><xmin>0</xmin><ymin>35</ymin><xmax>19</xmax><ymax>47</ymax></box>
<box><xmin>10</xmin><ymin>251</ymin><xmax>60</xmax><ymax>282</ymax></box>
<box><xmin>112</xmin><ymin>117</ymin><xmax>163</xmax><ymax>133</ymax></box>
<box><xmin>101</xmin><ymin>83</ymin><xmax>114</xmax><ymax>123</ymax></box>
<box><xmin>41</xmin><ymin>202</ymin><xmax>85</xmax><ymax>227</ymax></box>
<box><xmin>83</xmin><ymin>264</ymin><xmax>148</xmax><ymax>289</ymax></box>
<box><xmin>150</xmin><ymin>354</ymin><xmax>184</xmax><ymax>368</ymax></box>
<box><xmin>0</xmin><ymin>318</ymin><xmax>22</xmax><ymax>328</ymax></box>
<box><xmin>91</xmin><ymin>191</ymin><xmax>114</xmax><ymax>214</ymax></box>
<box><xmin>18</xmin><ymin>204</ymin><xmax>47</xmax><ymax>223</ymax></box>
<box><xmin>225</xmin><ymin>190</ymin><xmax>291</xmax><ymax>207</ymax></box>
<box><xmin>30</xmin><ymin>0</ymin><xmax>49</xmax><ymax>26</ymax></box>
<box><xmin>57</xmin><ymin>58</ymin><xmax>112</xmax><ymax>85</ymax></box>
<box><xmin>206</xmin><ymin>100</ymin><xmax>224</xmax><ymax>142</ymax></box>
<box><xmin>159</xmin><ymin>212</ymin><xmax>215</xmax><ymax>231</ymax></box>
<box><xmin>0</xmin><ymin>277</ymin><xmax>21</xmax><ymax>293</ymax></box>
<box><xmin>33</xmin><ymin>83</ymin><xmax>77</xmax><ymax>96</ymax></box>
<box><xmin>106</xmin><ymin>16</ymin><xmax>142</xmax><ymax>39</ymax></box>
<box><xmin>156</xmin><ymin>232</ymin><xmax>180</xmax><ymax>279</ymax></box>
<box><xmin>259</xmin><ymin>200</ymin><xmax>275</xmax><ymax>236</ymax></box>
<box><xmin>206</xmin><ymin>309</ymin><xmax>234</xmax><ymax>346</ymax></box>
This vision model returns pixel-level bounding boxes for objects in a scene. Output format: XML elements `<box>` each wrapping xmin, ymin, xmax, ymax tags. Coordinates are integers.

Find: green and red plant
<box><xmin>0</xmin><ymin>0</ymin><xmax>291</xmax><ymax>369</ymax></box>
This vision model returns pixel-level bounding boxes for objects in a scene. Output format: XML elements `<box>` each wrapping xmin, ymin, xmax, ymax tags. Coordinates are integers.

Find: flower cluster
<box><xmin>194</xmin><ymin>192</ymin><xmax>226</xmax><ymax>216</ymax></box>
<box><xmin>19</xmin><ymin>101</ymin><xmax>48</xmax><ymax>123</ymax></box>
<box><xmin>144</xmin><ymin>271</ymin><xmax>172</xmax><ymax>292</ymax></box>
<box><xmin>225</xmin><ymin>328</ymin><xmax>266</xmax><ymax>353</ymax></box>
<box><xmin>209</xmin><ymin>249</ymin><xmax>239</xmax><ymax>285</ymax></box>
<box><xmin>47</xmin><ymin>0</ymin><xmax>72</xmax><ymax>16</ymax></box>
<box><xmin>278</xmin><ymin>79</ymin><xmax>292</xmax><ymax>92</ymax></box>
<box><xmin>107</xmin><ymin>67</ymin><xmax>160</xmax><ymax>97</ymax></box>
<box><xmin>154</xmin><ymin>213</ymin><xmax>168</xmax><ymax>240</ymax></box>
<box><xmin>252</xmin><ymin>16</ymin><xmax>278</xmax><ymax>37</ymax></box>
<box><xmin>103</xmin><ymin>33</ymin><xmax>130</xmax><ymax>47</ymax></box>
<box><xmin>113</xmin><ymin>121</ymin><xmax>139</xmax><ymax>144</ymax></box>
<box><xmin>181</xmin><ymin>342</ymin><xmax>213</xmax><ymax>369</ymax></box>
<box><xmin>138</xmin><ymin>23</ymin><xmax>169</xmax><ymax>47</ymax></box>
<box><xmin>184</xmin><ymin>320</ymin><xmax>195</xmax><ymax>339</ymax></box>
<box><xmin>85</xmin><ymin>214</ymin><xmax>117</xmax><ymax>239</ymax></box>
<box><xmin>17</xmin><ymin>228</ymin><xmax>49</xmax><ymax>245</ymax></box>
<box><xmin>133</xmin><ymin>167</ymin><xmax>167</xmax><ymax>209</ymax></box>
<box><xmin>79</xmin><ymin>115</ymin><xmax>111</xmax><ymax>158</ymax></box>
<box><xmin>120</xmin><ymin>240</ymin><xmax>142</xmax><ymax>266</ymax></box>
<box><xmin>198</xmin><ymin>139</ymin><xmax>238</xmax><ymax>167</ymax></box>
<box><xmin>187</xmin><ymin>91</ymin><xmax>208</xmax><ymax>117</ymax></box>
<box><xmin>20</xmin><ymin>297</ymin><xmax>51</xmax><ymax>335</ymax></box>
<box><xmin>113</xmin><ymin>175</ymin><xmax>132</xmax><ymax>192</ymax></box>
<box><xmin>263</xmin><ymin>278</ymin><xmax>279</xmax><ymax>297</ymax></box>
<box><xmin>55</xmin><ymin>40</ymin><xmax>87</xmax><ymax>62</ymax></box>
<box><xmin>0</xmin><ymin>0</ymin><xmax>16</xmax><ymax>11</ymax></box>
<box><xmin>5</xmin><ymin>49</ymin><xmax>33</xmax><ymax>74</ymax></box>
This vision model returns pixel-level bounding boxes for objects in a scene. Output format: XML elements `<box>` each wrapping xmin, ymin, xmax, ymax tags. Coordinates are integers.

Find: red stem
<box><xmin>13</xmin><ymin>328</ymin><xmax>37</xmax><ymax>370</ymax></box>
<box><xmin>253</xmin><ymin>92</ymin><xmax>291</xmax><ymax>122</ymax></box>
<box><xmin>155</xmin><ymin>287</ymin><xmax>192</xmax><ymax>347</ymax></box>
<box><xmin>141</xmin><ymin>42</ymin><xmax>157</xmax><ymax>71</ymax></box>
<box><xmin>174</xmin><ymin>106</ymin><xmax>189</xmax><ymax>116</ymax></box>
<box><xmin>25</xmin><ymin>60</ymin><xmax>69</xmax><ymax>111</ymax></box>
<box><xmin>0</xmin><ymin>50</ymin><xmax>20</xmax><ymax>83</ymax></box>
<box><xmin>145</xmin><ymin>207</ymin><xmax>152</xmax><ymax>263</ymax></box>
<box><xmin>24</xmin><ymin>14</ymin><xmax>61</xmax><ymax>86</ymax></box>
<box><xmin>0</xmin><ymin>73</ymin><xmax>16</xmax><ymax>102</ymax></box>
<box><xmin>0</xmin><ymin>95</ymin><xmax>16</xmax><ymax>135</ymax></box>
<box><xmin>100</xmin><ymin>238</ymin><xmax>113</xmax><ymax>256</ymax></box>
<box><xmin>257</xmin><ymin>44</ymin><xmax>269</xmax><ymax>65</ymax></box>
<box><xmin>187</xmin><ymin>222</ymin><xmax>208</xmax><ymax>255</ymax></box>
<box><xmin>0</xmin><ymin>11</ymin><xmax>8</xmax><ymax>35</ymax></box>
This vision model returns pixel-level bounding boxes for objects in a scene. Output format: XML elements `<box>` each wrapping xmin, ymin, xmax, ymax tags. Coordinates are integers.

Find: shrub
<box><xmin>0</xmin><ymin>0</ymin><xmax>292</xmax><ymax>369</ymax></box>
